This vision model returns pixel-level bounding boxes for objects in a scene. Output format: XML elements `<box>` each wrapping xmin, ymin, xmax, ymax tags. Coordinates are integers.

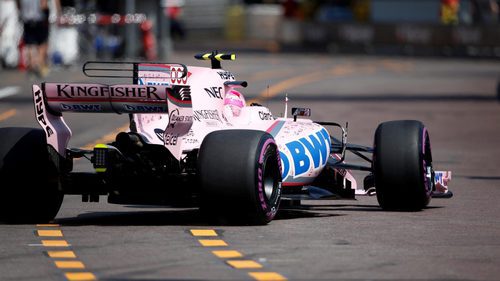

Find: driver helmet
<box><xmin>224</xmin><ymin>90</ymin><xmax>245</xmax><ymax>117</ymax></box>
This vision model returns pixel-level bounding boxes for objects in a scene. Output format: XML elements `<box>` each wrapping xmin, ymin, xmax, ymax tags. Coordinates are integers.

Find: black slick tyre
<box><xmin>373</xmin><ymin>120</ymin><xmax>433</xmax><ymax>211</ymax></box>
<box><xmin>0</xmin><ymin>127</ymin><xmax>63</xmax><ymax>223</ymax></box>
<box><xmin>198</xmin><ymin>130</ymin><xmax>282</xmax><ymax>225</ymax></box>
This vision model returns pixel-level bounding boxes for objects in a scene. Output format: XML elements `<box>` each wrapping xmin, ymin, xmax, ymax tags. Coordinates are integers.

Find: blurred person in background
<box><xmin>471</xmin><ymin>0</ymin><xmax>499</xmax><ymax>24</ymax></box>
<box><xmin>0</xmin><ymin>0</ymin><xmax>23</xmax><ymax>68</ymax></box>
<box><xmin>282</xmin><ymin>0</ymin><xmax>300</xmax><ymax>19</ymax></box>
<box><xmin>441</xmin><ymin>0</ymin><xmax>460</xmax><ymax>24</ymax></box>
<box><xmin>16</xmin><ymin>0</ymin><xmax>60</xmax><ymax>77</ymax></box>
<box><xmin>165</xmin><ymin>0</ymin><xmax>186</xmax><ymax>40</ymax></box>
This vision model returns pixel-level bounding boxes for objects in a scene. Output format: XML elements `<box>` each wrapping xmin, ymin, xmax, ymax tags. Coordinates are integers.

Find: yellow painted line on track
<box><xmin>330</xmin><ymin>64</ymin><xmax>355</xmax><ymax>76</ymax></box>
<box><xmin>198</xmin><ymin>239</ymin><xmax>228</xmax><ymax>247</ymax></box>
<box><xmin>192</xmin><ymin>229</ymin><xmax>287</xmax><ymax>280</ymax></box>
<box><xmin>47</xmin><ymin>251</ymin><xmax>77</xmax><ymax>258</ymax></box>
<box><xmin>212</xmin><ymin>250</ymin><xmax>243</xmax><ymax>258</ymax></box>
<box><xmin>55</xmin><ymin>261</ymin><xmax>86</xmax><ymax>269</ymax></box>
<box><xmin>81</xmin><ymin>123</ymin><xmax>130</xmax><ymax>150</ymax></box>
<box><xmin>41</xmin><ymin>240</ymin><xmax>70</xmax><ymax>247</ymax></box>
<box><xmin>0</xmin><ymin>109</ymin><xmax>16</xmax><ymax>122</ymax></box>
<box><xmin>227</xmin><ymin>260</ymin><xmax>263</xmax><ymax>269</ymax></box>
<box><xmin>65</xmin><ymin>272</ymin><xmax>97</xmax><ymax>281</ymax></box>
<box><xmin>249</xmin><ymin>69</ymin><xmax>326</xmax><ymax>104</ymax></box>
<box><xmin>249</xmin><ymin>272</ymin><xmax>287</xmax><ymax>281</ymax></box>
<box><xmin>380</xmin><ymin>60</ymin><xmax>414</xmax><ymax>72</ymax></box>
<box><xmin>37</xmin><ymin>230</ymin><xmax>63</xmax><ymax>237</ymax></box>
<box><xmin>248</xmin><ymin>61</ymin><xmax>415</xmax><ymax>105</ymax></box>
<box><xmin>249</xmin><ymin>64</ymin><xmax>356</xmax><ymax>104</ymax></box>
<box><xmin>35</xmin><ymin>226</ymin><xmax>97</xmax><ymax>280</ymax></box>
<box><xmin>190</xmin><ymin>229</ymin><xmax>218</xmax><ymax>237</ymax></box>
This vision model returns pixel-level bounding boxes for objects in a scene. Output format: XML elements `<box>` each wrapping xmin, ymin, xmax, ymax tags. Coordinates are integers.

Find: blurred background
<box><xmin>0</xmin><ymin>4</ymin><xmax>499</xmax><ymax>280</ymax></box>
<box><xmin>1</xmin><ymin>0</ymin><xmax>499</xmax><ymax>69</ymax></box>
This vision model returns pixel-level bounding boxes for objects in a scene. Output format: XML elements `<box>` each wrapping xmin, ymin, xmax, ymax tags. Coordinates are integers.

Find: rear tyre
<box><xmin>0</xmin><ymin>128</ymin><xmax>63</xmax><ymax>223</ymax></box>
<box><xmin>373</xmin><ymin>120</ymin><xmax>433</xmax><ymax>211</ymax></box>
<box><xmin>198</xmin><ymin>130</ymin><xmax>282</xmax><ymax>225</ymax></box>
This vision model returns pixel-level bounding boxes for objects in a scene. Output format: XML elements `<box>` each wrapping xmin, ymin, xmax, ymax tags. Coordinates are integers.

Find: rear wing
<box><xmin>32</xmin><ymin>61</ymin><xmax>193</xmax><ymax>158</ymax></box>
<box><xmin>40</xmin><ymin>83</ymin><xmax>172</xmax><ymax>114</ymax></box>
<box><xmin>82</xmin><ymin>61</ymin><xmax>188</xmax><ymax>83</ymax></box>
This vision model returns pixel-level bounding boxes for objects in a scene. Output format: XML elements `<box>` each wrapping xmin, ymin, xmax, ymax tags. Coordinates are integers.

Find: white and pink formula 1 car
<box><xmin>0</xmin><ymin>52</ymin><xmax>452</xmax><ymax>224</ymax></box>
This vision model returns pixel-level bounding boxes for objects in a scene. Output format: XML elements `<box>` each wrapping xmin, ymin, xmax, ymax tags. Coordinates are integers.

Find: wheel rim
<box><xmin>263</xmin><ymin>167</ymin><xmax>276</xmax><ymax>200</ymax></box>
<box><xmin>262</xmin><ymin>149</ymin><xmax>280</xmax><ymax>201</ymax></box>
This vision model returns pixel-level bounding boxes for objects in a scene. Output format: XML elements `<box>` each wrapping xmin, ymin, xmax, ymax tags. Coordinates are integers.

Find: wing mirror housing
<box><xmin>291</xmin><ymin>107</ymin><xmax>311</xmax><ymax>121</ymax></box>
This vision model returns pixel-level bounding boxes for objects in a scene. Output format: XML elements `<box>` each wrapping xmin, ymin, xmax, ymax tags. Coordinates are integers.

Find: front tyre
<box><xmin>198</xmin><ymin>130</ymin><xmax>282</xmax><ymax>225</ymax></box>
<box><xmin>0</xmin><ymin>128</ymin><xmax>63</xmax><ymax>223</ymax></box>
<box><xmin>373</xmin><ymin>120</ymin><xmax>433</xmax><ymax>211</ymax></box>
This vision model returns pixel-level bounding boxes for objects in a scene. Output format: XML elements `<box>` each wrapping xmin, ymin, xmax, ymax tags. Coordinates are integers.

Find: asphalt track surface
<box><xmin>0</xmin><ymin>52</ymin><xmax>499</xmax><ymax>281</ymax></box>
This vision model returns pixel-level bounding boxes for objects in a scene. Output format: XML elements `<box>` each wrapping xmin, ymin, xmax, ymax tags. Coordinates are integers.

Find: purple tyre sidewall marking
<box><xmin>258</xmin><ymin>137</ymin><xmax>281</xmax><ymax>220</ymax></box>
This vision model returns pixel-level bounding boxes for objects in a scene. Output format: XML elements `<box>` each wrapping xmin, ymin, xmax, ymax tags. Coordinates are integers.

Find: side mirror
<box><xmin>291</xmin><ymin>107</ymin><xmax>311</xmax><ymax>121</ymax></box>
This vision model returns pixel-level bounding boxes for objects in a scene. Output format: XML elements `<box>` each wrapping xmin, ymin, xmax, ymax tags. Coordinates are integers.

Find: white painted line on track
<box><xmin>0</xmin><ymin>86</ymin><xmax>20</xmax><ymax>99</ymax></box>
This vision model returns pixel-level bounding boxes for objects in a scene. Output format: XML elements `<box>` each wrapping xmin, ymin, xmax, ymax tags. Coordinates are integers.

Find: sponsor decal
<box><xmin>204</xmin><ymin>87</ymin><xmax>223</xmax><ymax>99</ymax></box>
<box><xmin>124</xmin><ymin>104</ymin><xmax>164</xmax><ymax>112</ymax></box>
<box><xmin>168</xmin><ymin>109</ymin><xmax>180</xmax><ymax>128</ymax></box>
<box><xmin>154</xmin><ymin>128</ymin><xmax>165</xmax><ymax>142</ymax></box>
<box><xmin>34</xmin><ymin>89</ymin><xmax>54</xmax><ymax>137</ymax></box>
<box><xmin>164</xmin><ymin>133</ymin><xmax>178</xmax><ymax>146</ymax></box>
<box><xmin>259</xmin><ymin>111</ymin><xmax>274</xmax><ymax>121</ymax></box>
<box><xmin>184</xmin><ymin>138</ymin><xmax>199</xmax><ymax>144</ymax></box>
<box><xmin>216</xmin><ymin>71</ymin><xmax>235</xmax><ymax>80</ymax></box>
<box><xmin>138</xmin><ymin>78</ymin><xmax>170</xmax><ymax>86</ymax></box>
<box><xmin>192</xmin><ymin>110</ymin><xmax>221</xmax><ymax>122</ymax></box>
<box><xmin>170</xmin><ymin>66</ymin><xmax>189</xmax><ymax>85</ymax></box>
<box><xmin>166</xmin><ymin>108</ymin><xmax>193</xmax><ymax>129</ymax></box>
<box><xmin>183</xmin><ymin>130</ymin><xmax>200</xmax><ymax>145</ymax></box>
<box><xmin>172</xmin><ymin>86</ymin><xmax>192</xmax><ymax>101</ymax></box>
<box><xmin>280</xmin><ymin>128</ymin><xmax>331</xmax><ymax>179</ymax></box>
<box><xmin>153</xmin><ymin>128</ymin><xmax>180</xmax><ymax>146</ymax></box>
<box><xmin>167</xmin><ymin>86</ymin><xmax>192</xmax><ymax>108</ymax></box>
<box><xmin>138</xmin><ymin>64</ymin><xmax>191</xmax><ymax>85</ymax></box>
<box><xmin>56</xmin><ymin>85</ymin><xmax>164</xmax><ymax>100</ymax></box>
<box><xmin>204</xmin><ymin>120</ymin><xmax>220</xmax><ymax>127</ymax></box>
<box><xmin>61</xmin><ymin>103</ymin><xmax>101</xmax><ymax>111</ymax></box>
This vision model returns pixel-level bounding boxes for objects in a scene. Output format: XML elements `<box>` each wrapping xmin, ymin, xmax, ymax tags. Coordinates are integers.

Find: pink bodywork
<box><xmin>32</xmin><ymin>63</ymin><xmax>357</xmax><ymax>190</ymax></box>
